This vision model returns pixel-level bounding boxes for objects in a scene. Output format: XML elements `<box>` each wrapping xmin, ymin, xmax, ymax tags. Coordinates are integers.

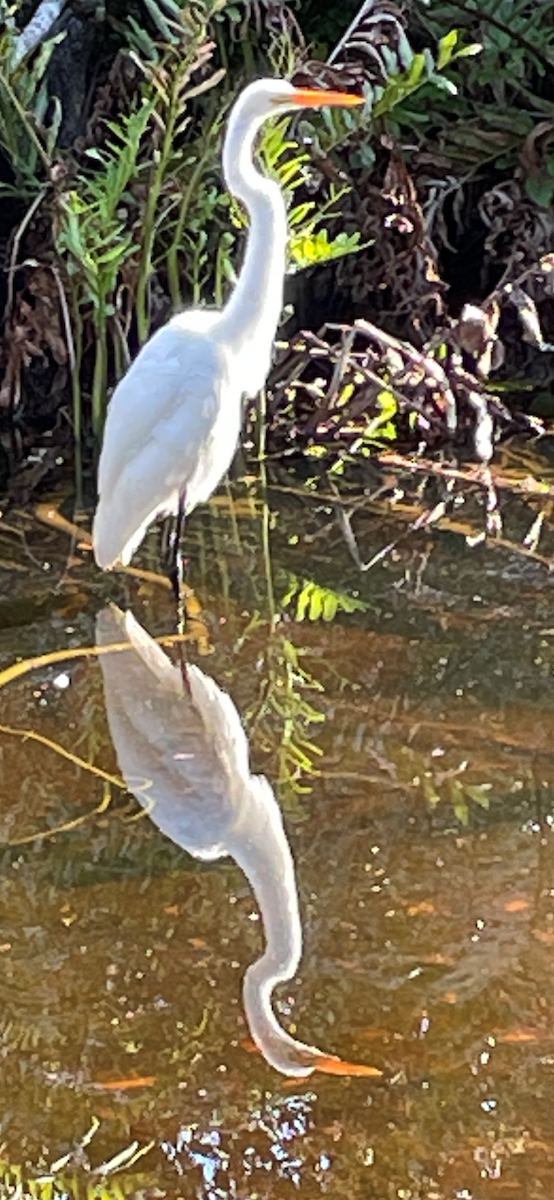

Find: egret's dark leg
<box><xmin>161</xmin><ymin>495</ymin><xmax>186</xmax><ymax>599</ymax></box>
<box><xmin>160</xmin><ymin>517</ymin><xmax>173</xmax><ymax>572</ymax></box>
<box><xmin>170</xmin><ymin>496</ymin><xmax>187</xmax><ymax>600</ymax></box>
<box><xmin>167</xmin><ymin>494</ymin><xmax>187</xmax><ymax>632</ymax></box>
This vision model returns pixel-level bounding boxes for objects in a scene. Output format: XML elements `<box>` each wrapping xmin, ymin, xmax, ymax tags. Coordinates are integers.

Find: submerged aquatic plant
<box><xmin>282</xmin><ymin>575</ymin><xmax>368</xmax><ymax>623</ymax></box>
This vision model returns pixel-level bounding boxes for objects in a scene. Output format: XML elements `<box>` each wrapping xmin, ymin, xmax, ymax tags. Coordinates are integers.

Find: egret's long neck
<box><xmin>218</xmin><ymin>114</ymin><xmax>288</xmax><ymax>393</ymax></box>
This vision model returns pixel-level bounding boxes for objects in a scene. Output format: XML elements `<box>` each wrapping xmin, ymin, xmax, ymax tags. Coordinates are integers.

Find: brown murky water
<box><xmin>2</xmin><ymin>462</ymin><xmax>554</xmax><ymax>1198</ymax></box>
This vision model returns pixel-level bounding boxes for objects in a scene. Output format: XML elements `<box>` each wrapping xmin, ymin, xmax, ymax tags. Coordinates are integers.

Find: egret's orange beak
<box><xmin>285</xmin><ymin>88</ymin><xmax>365</xmax><ymax>109</ymax></box>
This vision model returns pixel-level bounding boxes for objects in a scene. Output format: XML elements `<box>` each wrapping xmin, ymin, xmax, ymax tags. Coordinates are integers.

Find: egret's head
<box><xmin>229</xmin><ymin>76</ymin><xmax>365</xmax><ymax>129</ymax></box>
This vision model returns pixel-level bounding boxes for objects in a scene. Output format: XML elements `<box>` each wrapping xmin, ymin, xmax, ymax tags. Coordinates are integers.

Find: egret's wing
<box><xmin>97</xmin><ymin>317</ymin><xmax>220</xmax><ymax>498</ymax></box>
<box><xmin>186</xmin><ymin>663</ymin><xmax>251</xmax><ymax>785</ymax></box>
<box><xmin>98</xmin><ymin>606</ymin><xmax>183</xmax><ymax>694</ymax></box>
<box><xmin>96</xmin><ymin>607</ymin><xmax>263</xmax><ymax>854</ymax></box>
<box><xmin>94</xmin><ymin>319</ymin><xmax>232</xmax><ymax>567</ymax></box>
<box><xmin>96</xmin><ymin>605</ymin><xmax>232</xmax><ymax>858</ymax></box>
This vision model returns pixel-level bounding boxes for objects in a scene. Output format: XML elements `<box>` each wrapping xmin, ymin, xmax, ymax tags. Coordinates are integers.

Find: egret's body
<box><xmin>94</xmin><ymin>316</ymin><xmax>233</xmax><ymax>568</ymax></box>
<box><xmin>92</xmin><ymin>78</ymin><xmax>363</xmax><ymax>571</ymax></box>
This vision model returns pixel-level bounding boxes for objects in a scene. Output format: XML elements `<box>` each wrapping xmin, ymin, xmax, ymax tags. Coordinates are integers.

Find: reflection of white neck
<box><xmin>225</xmin><ymin>775</ymin><xmax>332</xmax><ymax>1076</ymax></box>
<box><xmin>95</xmin><ymin>606</ymin><xmax>337</xmax><ymax>1077</ymax></box>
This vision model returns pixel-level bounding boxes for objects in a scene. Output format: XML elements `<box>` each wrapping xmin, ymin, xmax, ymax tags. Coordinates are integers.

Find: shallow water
<box><xmin>2</xmin><ymin>462</ymin><xmax>554</xmax><ymax>1198</ymax></box>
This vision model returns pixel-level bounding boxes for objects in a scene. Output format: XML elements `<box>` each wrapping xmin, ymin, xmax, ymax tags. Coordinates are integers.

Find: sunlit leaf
<box><xmin>308</xmin><ymin>588</ymin><xmax>324</xmax><ymax>622</ymax></box>
<box><xmin>437</xmin><ymin>29</ymin><xmax>459</xmax><ymax>69</ymax></box>
<box><xmin>453</xmin><ymin>799</ymin><xmax>469</xmax><ymax>825</ymax></box>
<box><xmin>284</xmin><ymin>577</ymin><xmax>368</xmax><ymax>624</ymax></box>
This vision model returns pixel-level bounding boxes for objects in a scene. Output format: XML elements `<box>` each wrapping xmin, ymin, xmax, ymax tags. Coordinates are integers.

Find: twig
<box><xmin>354</xmin><ymin>318</ymin><xmax>458</xmax><ymax>431</ymax></box>
<box><xmin>4</xmin><ymin>191</ymin><xmax>47</xmax><ymax>321</ymax></box>
<box><xmin>335</xmin><ymin>490</ymin><xmax>454</xmax><ymax>572</ymax></box>
<box><xmin>12</xmin><ymin>0</ymin><xmax>68</xmax><ymax>66</ymax></box>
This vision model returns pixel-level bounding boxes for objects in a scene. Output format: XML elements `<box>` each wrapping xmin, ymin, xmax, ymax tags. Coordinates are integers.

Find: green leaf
<box><xmin>430</xmin><ymin>74</ymin><xmax>458</xmax><ymax>95</ymax></box>
<box><xmin>455</xmin><ymin>43</ymin><xmax>483</xmax><ymax>58</ymax></box>
<box><xmin>284</xmin><ymin>576</ymin><xmax>368</xmax><ymax>623</ymax></box>
<box><xmin>322</xmin><ymin>592</ymin><xmax>338</xmax><ymax>622</ymax></box>
<box><xmin>437</xmin><ymin>29</ymin><xmax>459</xmax><ymax>70</ymax></box>
<box><xmin>525</xmin><ymin>174</ymin><xmax>554</xmax><ymax>208</ymax></box>
<box><xmin>422</xmin><ymin>776</ymin><xmax>440</xmax><ymax>807</ymax></box>
<box><xmin>308</xmin><ymin>588</ymin><xmax>324</xmax><ymax>621</ymax></box>
<box><xmin>296</xmin><ymin>584</ymin><xmax>312</xmax><ymax>622</ymax></box>
<box><xmin>464</xmin><ymin>785</ymin><xmax>492</xmax><ymax>809</ymax></box>
<box><xmin>377</xmin><ymin>389</ymin><xmax>398</xmax><ymax>420</ymax></box>
<box><xmin>454</xmin><ymin>800</ymin><xmax>469</xmax><ymax>826</ymax></box>
<box><xmin>338</xmin><ymin>382</ymin><xmax>355</xmax><ymax>406</ymax></box>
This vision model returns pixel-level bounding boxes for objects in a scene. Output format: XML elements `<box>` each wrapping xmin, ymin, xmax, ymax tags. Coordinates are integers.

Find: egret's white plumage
<box><xmin>94</xmin><ymin>317</ymin><xmax>231</xmax><ymax>568</ymax></box>
<box><xmin>92</xmin><ymin>78</ymin><xmax>364</xmax><ymax>570</ymax></box>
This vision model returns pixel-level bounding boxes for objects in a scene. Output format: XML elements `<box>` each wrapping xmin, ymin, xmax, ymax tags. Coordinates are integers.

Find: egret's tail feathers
<box><xmin>93</xmin><ymin>498</ymin><xmax>155</xmax><ymax>569</ymax></box>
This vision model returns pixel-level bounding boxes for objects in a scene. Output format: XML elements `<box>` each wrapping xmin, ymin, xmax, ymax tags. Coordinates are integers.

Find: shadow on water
<box><xmin>1</xmin><ymin>461</ymin><xmax>554</xmax><ymax>1194</ymax></box>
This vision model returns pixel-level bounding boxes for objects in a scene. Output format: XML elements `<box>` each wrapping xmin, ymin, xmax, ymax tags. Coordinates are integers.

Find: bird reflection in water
<box><xmin>96</xmin><ymin>606</ymin><xmax>381</xmax><ymax>1080</ymax></box>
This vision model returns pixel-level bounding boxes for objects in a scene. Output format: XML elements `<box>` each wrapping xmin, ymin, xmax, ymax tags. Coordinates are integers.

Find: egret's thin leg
<box><xmin>169</xmin><ymin>494</ymin><xmax>187</xmax><ymax>631</ymax></box>
<box><xmin>161</xmin><ymin>498</ymin><xmax>186</xmax><ymax>594</ymax></box>
<box><xmin>176</xmin><ymin>638</ymin><xmax>192</xmax><ymax>696</ymax></box>
<box><xmin>161</xmin><ymin>517</ymin><xmax>172</xmax><ymax>570</ymax></box>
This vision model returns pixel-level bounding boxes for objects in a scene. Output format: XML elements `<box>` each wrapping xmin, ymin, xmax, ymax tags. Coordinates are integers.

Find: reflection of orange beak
<box><xmin>241</xmin><ymin>1037</ymin><xmax>383</xmax><ymax>1079</ymax></box>
<box><xmin>290</xmin><ymin>88</ymin><xmax>365</xmax><ymax>109</ymax></box>
<box><xmin>315</xmin><ymin>1053</ymin><xmax>383</xmax><ymax>1078</ymax></box>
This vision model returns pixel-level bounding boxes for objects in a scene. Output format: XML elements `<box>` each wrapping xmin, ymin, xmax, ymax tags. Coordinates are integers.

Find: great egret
<box><xmin>96</xmin><ymin>606</ymin><xmax>381</xmax><ymax>1078</ymax></box>
<box><xmin>92</xmin><ymin>78</ymin><xmax>364</xmax><ymax>579</ymax></box>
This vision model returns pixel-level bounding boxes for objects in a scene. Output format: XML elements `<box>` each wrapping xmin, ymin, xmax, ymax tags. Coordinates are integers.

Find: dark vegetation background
<box><xmin>1</xmin><ymin>0</ymin><xmax>554</xmax><ymax>503</ymax></box>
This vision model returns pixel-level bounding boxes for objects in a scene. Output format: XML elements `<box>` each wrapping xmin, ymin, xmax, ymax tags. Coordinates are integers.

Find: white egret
<box><xmin>96</xmin><ymin>606</ymin><xmax>381</xmax><ymax>1078</ymax></box>
<box><xmin>92</xmin><ymin>78</ymin><xmax>364</xmax><ymax>581</ymax></box>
